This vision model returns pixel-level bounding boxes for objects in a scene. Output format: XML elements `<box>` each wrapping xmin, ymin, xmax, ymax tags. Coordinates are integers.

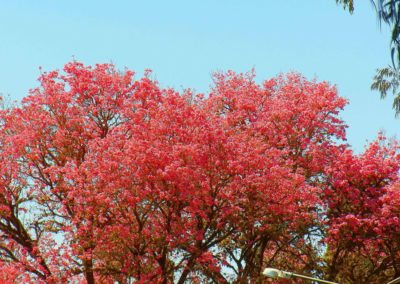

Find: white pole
<box><xmin>262</xmin><ymin>268</ymin><xmax>338</xmax><ymax>284</ymax></box>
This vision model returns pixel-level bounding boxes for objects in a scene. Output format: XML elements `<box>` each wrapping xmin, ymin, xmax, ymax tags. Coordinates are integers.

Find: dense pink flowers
<box><xmin>0</xmin><ymin>62</ymin><xmax>398</xmax><ymax>283</ymax></box>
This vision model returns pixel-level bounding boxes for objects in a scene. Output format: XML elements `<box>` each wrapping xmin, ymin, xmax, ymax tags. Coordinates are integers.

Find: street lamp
<box><xmin>262</xmin><ymin>268</ymin><xmax>338</xmax><ymax>284</ymax></box>
<box><xmin>387</xmin><ymin>276</ymin><xmax>400</xmax><ymax>284</ymax></box>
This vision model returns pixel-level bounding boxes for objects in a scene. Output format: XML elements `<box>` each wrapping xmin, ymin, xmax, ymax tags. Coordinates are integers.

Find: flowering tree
<box><xmin>0</xmin><ymin>62</ymin><xmax>398</xmax><ymax>283</ymax></box>
<box><xmin>323</xmin><ymin>137</ymin><xmax>400</xmax><ymax>283</ymax></box>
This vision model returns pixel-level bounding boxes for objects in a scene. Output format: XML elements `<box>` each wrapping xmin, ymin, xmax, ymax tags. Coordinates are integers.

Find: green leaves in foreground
<box><xmin>336</xmin><ymin>0</ymin><xmax>354</xmax><ymax>13</ymax></box>
<box><xmin>371</xmin><ymin>66</ymin><xmax>400</xmax><ymax>116</ymax></box>
<box><xmin>336</xmin><ymin>0</ymin><xmax>400</xmax><ymax>116</ymax></box>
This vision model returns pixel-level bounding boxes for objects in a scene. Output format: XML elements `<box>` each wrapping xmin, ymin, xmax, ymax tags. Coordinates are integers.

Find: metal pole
<box><xmin>387</xmin><ymin>277</ymin><xmax>400</xmax><ymax>284</ymax></box>
<box><xmin>263</xmin><ymin>268</ymin><xmax>339</xmax><ymax>284</ymax></box>
<box><xmin>290</xmin><ymin>272</ymin><xmax>339</xmax><ymax>284</ymax></box>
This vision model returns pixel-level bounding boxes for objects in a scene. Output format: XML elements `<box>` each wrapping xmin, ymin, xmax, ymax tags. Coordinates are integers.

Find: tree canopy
<box><xmin>0</xmin><ymin>62</ymin><xmax>399</xmax><ymax>283</ymax></box>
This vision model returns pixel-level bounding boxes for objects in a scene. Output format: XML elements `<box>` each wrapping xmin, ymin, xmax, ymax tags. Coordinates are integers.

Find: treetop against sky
<box><xmin>1</xmin><ymin>1</ymin><xmax>400</xmax><ymax>283</ymax></box>
<box><xmin>0</xmin><ymin>61</ymin><xmax>398</xmax><ymax>283</ymax></box>
<box><xmin>0</xmin><ymin>0</ymin><xmax>398</xmax><ymax>152</ymax></box>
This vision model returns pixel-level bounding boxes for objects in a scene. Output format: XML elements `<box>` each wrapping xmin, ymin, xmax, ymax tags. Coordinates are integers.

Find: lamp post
<box><xmin>262</xmin><ymin>268</ymin><xmax>338</xmax><ymax>284</ymax></box>
<box><xmin>387</xmin><ymin>276</ymin><xmax>400</xmax><ymax>284</ymax></box>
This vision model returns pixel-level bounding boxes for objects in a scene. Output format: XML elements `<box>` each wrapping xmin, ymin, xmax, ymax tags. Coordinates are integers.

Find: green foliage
<box><xmin>373</xmin><ymin>1</ymin><xmax>400</xmax><ymax>66</ymax></box>
<box><xmin>371</xmin><ymin>66</ymin><xmax>400</xmax><ymax>115</ymax></box>
<box><xmin>369</xmin><ymin>1</ymin><xmax>400</xmax><ymax>116</ymax></box>
<box><xmin>336</xmin><ymin>0</ymin><xmax>400</xmax><ymax>116</ymax></box>
<box><xmin>336</xmin><ymin>0</ymin><xmax>354</xmax><ymax>13</ymax></box>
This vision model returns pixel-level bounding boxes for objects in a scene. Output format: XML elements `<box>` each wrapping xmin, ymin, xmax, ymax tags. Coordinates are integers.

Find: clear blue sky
<box><xmin>0</xmin><ymin>1</ymin><xmax>397</xmax><ymax>152</ymax></box>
